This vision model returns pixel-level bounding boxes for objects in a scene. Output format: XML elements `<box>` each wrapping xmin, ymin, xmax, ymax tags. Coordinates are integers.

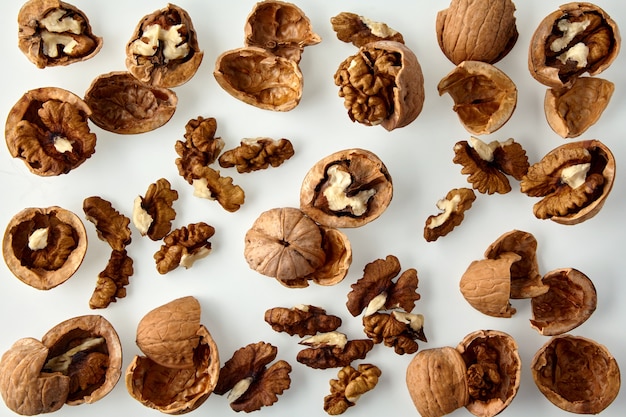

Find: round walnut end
<box><xmin>2</xmin><ymin>206</ymin><xmax>87</xmax><ymax>290</ymax></box>
<box><xmin>300</xmin><ymin>148</ymin><xmax>393</xmax><ymax>228</ymax></box>
<box><xmin>532</xmin><ymin>335</ymin><xmax>620</xmax><ymax>414</ymax></box>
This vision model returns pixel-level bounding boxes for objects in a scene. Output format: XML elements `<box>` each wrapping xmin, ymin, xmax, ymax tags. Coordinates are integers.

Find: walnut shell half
<box><xmin>532</xmin><ymin>335</ymin><xmax>620</xmax><ymax>414</ymax></box>
<box><xmin>3</xmin><ymin>206</ymin><xmax>87</xmax><ymax>290</ymax></box>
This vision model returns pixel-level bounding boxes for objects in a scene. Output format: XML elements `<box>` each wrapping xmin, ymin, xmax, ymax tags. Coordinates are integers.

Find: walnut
<box><xmin>132</xmin><ymin>178</ymin><xmax>178</xmax><ymax>241</ymax></box>
<box><xmin>214</xmin><ymin>341</ymin><xmax>291</xmax><ymax>412</ymax></box>
<box><xmin>244</xmin><ymin>0</ymin><xmax>320</xmax><ymax>63</ymax></box>
<box><xmin>264</xmin><ymin>305</ymin><xmax>342</xmax><ymax>337</ymax></box>
<box><xmin>296</xmin><ymin>332</ymin><xmax>374</xmax><ymax>369</ymax></box>
<box><xmin>5</xmin><ymin>87</ymin><xmax>96</xmax><ymax>176</ymax></box>
<box><xmin>363</xmin><ymin>311</ymin><xmax>426</xmax><ymax>355</ymax></box>
<box><xmin>459</xmin><ymin>252</ymin><xmax>521</xmax><ymax>318</ymax></box>
<box><xmin>520</xmin><ymin>140</ymin><xmax>615</xmax><ymax>225</ymax></box>
<box><xmin>330</xmin><ymin>12</ymin><xmax>404</xmax><ymax>47</ymax></box>
<box><xmin>530</xmin><ymin>268</ymin><xmax>597</xmax><ymax>336</ymax></box>
<box><xmin>484</xmin><ymin>230</ymin><xmax>548</xmax><ymax>299</ymax></box>
<box><xmin>453</xmin><ymin>137</ymin><xmax>529</xmax><ymax>195</ymax></box>
<box><xmin>83</xmin><ymin>196</ymin><xmax>132</xmax><ymax>252</ymax></box>
<box><xmin>531</xmin><ymin>335</ymin><xmax>620</xmax><ymax>414</ymax></box>
<box><xmin>2</xmin><ymin>206</ymin><xmax>87</xmax><ymax>290</ymax></box>
<box><xmin>244</xmin><ymin>207</ymin><xmax>326</xmax><ymax>287</ymax></box>
<box><xmin>438</xmin><ymin>61</ymin><xmax>517</xmax><ymax>135</ymax></box>
<box><xmin>84</xmin><ymin>71</ymin><xmax>178</xmax><ymax>134</ymax></box>
<box><xmin>528</xmin><ymin>3</ymin><xmax>620</xmax><ymax>89</ymax></box>
<box><xmin>89</xmin><ymin>249</ymin><xmax>134</xmax><ymax>309</ymax></box>
<box><xmin>544</xmin><ymin>76</ymin><xmax>615</xmax><ymax>138</ymax></box>
<box><xmin>436</xmin><ymin>0</ymin><xmax>518</xmax><ymax>65</ymax></box>
<box><xmin>324</xmin><ymin>363</ymin><xmax>381</xmax><ymax>415</ymax></box>
<box><xmin>17</xmin><ymin>0</ymin><xmax>102</xmax><ymax>68</ymax></box>
<box><xmin>306</xmin><ymin>226</ymin><xmax>352</xmax><ymax>286</ymax></box>
<box><xmin>218</xmin><ymin>138</ymin><xmax>295</xmax><ymax>173</ymax></box>
<box><xmin>126</xmin><ymin>4</ymin><xmax>203</xmax><ymax>88</ymax></box>
<box><xmin>300</xmin><ymin>148</ymin><xmax>393</xmax><ymax>228</ymax></box>
<box><xmin>334</xmin><ymin>40</ymin><xmax>424</xmax><ymax>131</ymax></box>
<box><xmin>346</xmin><ymin>255</ymin><xmax>420</xmax><ymax>317</ymax></box>
<box><xmin>126</xmin><ymin>296</ymin><xmax>220</xmax><ymax>414</ymax></box>
<box><xmin>154</xmin><ymin>222</ymin><xmax>215</xmax><ymax>274</ymax></box>
<box><xmin>175</xmin><ymin>117</ymin><xmax>225</xmax><ymax>177</ymax></box>
<box><xmin>424</xmin><ymin>188</ymin><xmax>476</xmax><ymax>242</ymax></box>
<box><xmin>406</xmin><ymin>330</ymin><xmax>521</xmax><ymax>417</ymax></box>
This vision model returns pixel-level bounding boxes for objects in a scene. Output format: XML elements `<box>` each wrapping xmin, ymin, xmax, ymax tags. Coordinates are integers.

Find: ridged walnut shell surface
<box><xmin>300</xmin><ymin>148</ymin><xmax>393</xmax><ymax>228</ymax></box>
<box><xmin>532</xmin><ymin>335</ymin><xmax>620</xmax><ymax>414</ymax></box>
<box><xmin>457</xmin><ymin>330</ymin><xmax>521</xmax><ymax>417</ymax></box>
<box><xmin>3</xmin><ymin>206</ymin><xmax>87</xmax><ymax>290</ymax></box>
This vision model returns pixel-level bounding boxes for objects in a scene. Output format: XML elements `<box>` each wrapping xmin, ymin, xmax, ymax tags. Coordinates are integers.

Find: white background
<box><xmin>1</xmin><ymin>1</ymin><xmax>625</xmax><ymax>416</ymax></box>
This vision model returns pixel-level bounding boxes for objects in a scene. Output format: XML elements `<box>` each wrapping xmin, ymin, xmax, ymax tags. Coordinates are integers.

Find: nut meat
<box><xmin>330</xmin><ymin>12</ymin><xmax>404</xmax><ymax>48</ymax></box>
<box><xmin>424</xmin><ymin>187</ymin><xmax>476</xmax><ymax>241</ymax></box>
<box><xmin>132</xmin><ymin>178</ymin><xmax>178</xmax><ymax>241</ymax></box>
<box><xmin>89</xmin><ymin>249</ymin><xmax>134</xmax><ymax>309</ymax></box>
<box><xmin>297</xmin><ymin>332</ymin><xmax>374</xmax><ymax>369</ymax></box>
<box><xmin>265</xmin><ymin>305</ymin><xmax>342</xmax><ymax>337</ymax></box>
<box><xmin>154</xmin><ymin>222</ymin><xmax>215</xmax><ymax>274</ymax></box>
<box><xmin>83</xmin><ymin>196</ymin><xmax>132</xmax><ymax>252</ymax></box>
<box><xmin>324</xmin><ymin>363</ymin><xmax>381</xmax><ymax>415</ymax></box>
<box><xmin>218</xmin><ymin>138</ymin><xmax>295</xmax><ymax>173</ymax></box>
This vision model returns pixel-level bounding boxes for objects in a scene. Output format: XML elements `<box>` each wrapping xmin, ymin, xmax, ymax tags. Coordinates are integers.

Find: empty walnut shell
<box><xmin>520</xmin><ymin>139</ymin><xmax>615</xmax><ymax>225</ymax></box>
<box><xmin>532</xmin><ymin>335</ymin><xmax>620</xmax><ymax>414</ymax></box>
<box><xmin>544</xmin><ymin>76</ymin><xmax>615</xmax><ymax>138</ymax></box>
<box><xmin>3</xmin><ymin>206</ymin><xmax>87</xmax><ymax>290</ymax></box>
<box><xmin>530</xmin><ymin>268</ymin><xmax>597</xmax><ymax>336</ymax></box>
<box><xmin>528</xmin><ymin>2</ymin><xmax>621</xmax><ymax>89</ymax></box>
<box><xmin>300</xmin><ymin>148</ymin><xmax>393</xmax><ymax>228</ymax></box>
<box><xmin>84</xmin><ymin>71</ymin><xmax>178</xmax><ymax>134</ymax></box>
<box><xmin>244</xmin><ymin>0</ymin><xmax>321</xmax><ymax>62</ymax></box>
<box><xmin>5</xmin><ymin>87</ymin><xmax>97</xmax><ymax>176</ymax></box>
<box><xmin>17</xmin><ymin>0</ymin><xmax>103</xmax><ymax>68</ymax></box>
<box><xmin>214</xmin><ymin>47</ymin><xmax>303</xmax><ymax>111</ymax></box>
<box><xmin>307</xmin><ymin>226</ymin><xmax>352</xmax><ymax>286</ymax></box>
<box><xmin>438</xmin><ymin>60</ymin><xmax>517</xmax><ymax>135</ymax></box>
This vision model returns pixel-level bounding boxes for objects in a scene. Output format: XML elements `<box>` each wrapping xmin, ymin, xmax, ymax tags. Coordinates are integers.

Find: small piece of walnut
<box><xmin>324</xmin><ymin>363</ymin><xmax>381</xmax><ymax>415</ymax></box>
<box><xmin>83</xmin><ymin>196</ymin><xmax>132</xmax><ymax>252</ymax></box>
<box><xmin>175</xmin><ymin>117</ymin><xmax>225</xmax><ymax>181</ymax></box>
<box><xmin>363</xmin><ymin>311</ymin><xmax>427</xmax><ymax>355</ymax></box>
<box><xmin>133</xmin><ymin>178</ymin><xmax>178</xmax><ymax>241</ymax></box>
<box><xmin>331</xmin><ymin>12</ymin><xmax>404</xmax><ymax>47</ymax></box>
<box><xmin>89</xmin><ymin>250</ymin><xmax>134</xmax><ymax>309</ymax></box>
<box><xmin>154</xmin><ymin>223</ymin><xmax>215</xmax><ymax>274</ymax></box>
<box><xmin>265</xmin><ymin>305</ymin><xmax>342</xmax><ymax>337</ymax></box>
<box><xmin>218</xmin><ymin>138</ymin><xmax>295</xmax><ymax>173</ymax></box>
<box><xmin>214</xmin><ymin>342</ymin><xmax>291</xmax><ymax>413</ymax></box>
<box><xmin>297</xmin><ymin>332</ymin><xmax>374</xmax><ymax>369</ymax></box>
<box><xmin>424</xmin><ymin>188</ymin><xmax>476</xmax><ymax>242</ymax></box>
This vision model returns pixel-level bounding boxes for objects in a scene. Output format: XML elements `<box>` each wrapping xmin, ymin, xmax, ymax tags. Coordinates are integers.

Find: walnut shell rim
<box><xmin>2</xmin><ymin>206</ymin><xmax>88</xmax><ymax>290</ymax></box>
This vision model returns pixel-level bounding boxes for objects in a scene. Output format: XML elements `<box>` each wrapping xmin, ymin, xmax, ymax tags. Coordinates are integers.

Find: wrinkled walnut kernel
<box><xmin>89</xmin><ymin>250</ymin><xmax>134</xmax><ymax>310</ymax></box>
<box><xmin>175</xmin><ymin>116</ymin><xmax>225</xmax><ymax>181</ymax></box>
<box><xmin>133</xmin><ymin>178</ymin><xmax>178</xmax><ymax>241</ymax></box>
<box><xmin>83</xmin><ymin>196</ymin><xmax>132</xmax><ymax>252</ymax></box>
<box><xmin>363</xmin><ymin>311</ymin><xmax>426</xmax><ymax>355</ymax></box>
<box><xmin>424</xmin><ymin>188</ymin><xmax>476</xmax><ymax>242</ymax></box>
<box><xmin>297</xmin><ymin>332</ymin><xmax>374</xmax><ymax>369</ymax></box>
<box><xmin>324</xmin><ymin>363</ymin><xmax>381</xmax><ymax>415</ymax></box>
<box><xmin>265</xmin><ymin>305</ymin><xmax>342</xmax><ymax>337</ymax></box>
<box><xmin>218</xmin><ymin>138</ymin><xmax>295</xmax><ymax>173</ymax></box>
<box><xmin>154</xmin><ymin>223</ymin><xmax>215</xmax><ymax>274</ymax></box>
<box><xmin>331</xmin><ymin>12</ymin><xmax>404</xmax><ymax>47</ymax></box>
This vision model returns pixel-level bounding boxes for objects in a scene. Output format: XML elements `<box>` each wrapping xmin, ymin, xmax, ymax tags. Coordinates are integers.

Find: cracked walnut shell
<box><xmin>5</xmin><ymin>87</ymin><xmax>96</xmax><ymax>176</ymax></box>
<box><xmin>3</xmin><ymin>206</ymin><xmax>87</xmax><ymax>290</ymax></box>
<box><xmin>532</xmin><ymin>335</ymin><xmax>620</xmax><ymax>414</ymax></box>
<box><xmin>17</xmin><ymin>0</ymin><xmax>103</xmax><ymax>68</ymax></box>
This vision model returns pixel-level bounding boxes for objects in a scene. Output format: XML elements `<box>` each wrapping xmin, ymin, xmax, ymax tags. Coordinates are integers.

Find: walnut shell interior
<box><xmin>2</xmin><ymin>206</ymin><xmax>87</xmax><ymax>290</ymax></box>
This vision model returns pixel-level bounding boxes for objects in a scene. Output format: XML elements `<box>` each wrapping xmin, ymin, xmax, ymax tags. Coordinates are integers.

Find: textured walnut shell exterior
<box><xmin>406</xmin><ymin>346</ymin><xmax>469</xmax><ymax>417</ymax></box>
<box><xmin>17</xmin><ymin>0</ymin><xmax>103</xmax><ymax>68</ymax></box>
<box><xmin>436</xmin><ymin>0</ymin><xmax>518</xmax><ymax>65</ymax></box>
<box><xmin>530</xmin><ymin>268</ymin><xmax>597</xmax><ymax>336</ymax></box>
<box><xmin>3</xmin><ymin>206</ymin><xmax>87</xmax><ymax>290</ymax></box>
<box><xmin>214</xmin><ymin>47</ymin><xmax>303</xmax><ymax>111</ymax></box>
<box><xmin>300</xmin><ymin>148</ymin><xmax>393</xmax><ymax>228</ymax></box>
<box><xmin>307</xmin><ymin>226</ymin><xmax>352</xmax><ymax>286</ymax></box>
<box><xmin>457</xmin><ymin>330</ymin><xmax>521</xmax><ymax>417</ymax></box>
<box><xmin>531</xmin><ymin>335</ymin><xmax>620</xmax><ymax>414</ymax></box>
<box><xmin>528</xmin><ymin>2</ymin><xmax>621</xmax><ymax>89</ymax></box>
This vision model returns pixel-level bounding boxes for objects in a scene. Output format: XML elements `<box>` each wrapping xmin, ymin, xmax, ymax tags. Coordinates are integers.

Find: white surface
<box><xmin>1</xmin><ymin>1</ymin><xmax>625</xmax><ymax>416</ymax></box>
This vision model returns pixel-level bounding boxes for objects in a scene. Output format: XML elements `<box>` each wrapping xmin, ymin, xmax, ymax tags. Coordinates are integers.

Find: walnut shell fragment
<box><xmin>126</xmin><ymin>296</ymin><xmax>220</xmax><ymax>414</ymax></box>
<box><xmin>126</xmin><ymin>4</ymin><xmax>204</xmax><ymax>88</ymax></box>
<box><xmin>300</xmin><ymin>148</ymin><xmax>393</xmax><ymax>228</ymax></box>
<box><xmin>330</xmin><ymin>12</ymin><xmax>404</xmax><ymax>48</ymax></box>
<box><xmin>436</xmin><ymin>0</ymin><xmax>518</xmax><ymax>65</ymax></box>
<box><xmin>424</xmin><ymin>187</ymin><xmax>476</xmax><ymax>242</ymax></box>
<box><xmin>244</xmin><ymin>0</ymin><xmax>321</xmax><ymax>62</ymax></box>
<box><xmin>17</xmin><ymin>0</ymin><xmax>103</xmax><ymax>68</ymax></box>
<box><xmin>520</xmin><ymin>139</ymin><xmax>615</xmax><ymax>225</ymax></box>
<box><xmin>154</xmin><ymin>222</ymin><xmax>215</xmax><ymax>274</ymax></box>
<box><xmin>544</xmin><ymin>76</ymin><xmax>615</xmax><ymax>138</ymax></box>
<box><xmin>214</xmin><ymin>341</ymin><xmax>291</xmax><ymax>413</ymax></box>
<box><xmin>265</xmin><ymin>305</ymin><xmax>342</xmax><ymax>337</ymax></box>
<box><xmin>528</xmin><ymin>2</ymin><xmax>621</xmax><ymax>89</ymax></box>
<box><xmin>5</xmin><ymin>87</ymin><xmax>96</xmax><ymax>176</ymax></box>
<box><xmin>438</xmin><ymin>61</ymin><xmax>517</xmax><ymax>135</ymax></box>
<box><xmin>218</xmin><ymin>138</ymin><xmax>295</xmax><ymax>173</ymax></box>
<box><xmin>133</xmin><ymin>178</ymin><xmax>178</xmax><ymax>241</ymax></box>
<box><xmin>0</xmin><ymin>315</ymin><xmax>122</xmax><ymax>414</ymax></box>
<box><xmin>83</xmin><ymin>196</ymin><xmax>132</xmax><ymax>252</ymax></box>
<box><xmin>531</xmin><ymin>335</ymin><xmax>620</xmax><ymax>414</ymax></box>
<box><xmin>84</xmin><ymin>71</ymin><xmax>178</xmax><ymax>134</ymax></box>
<box><xmin>334</xmin><ymin>40</ymin><xmax>425</xmax><ymax>131</ymax></box>
<box><xmin>530</xmin><ymin>268</ymin><xmax>597</xmax><ymax>336</ymax></box>
<box><xmin>3</xmin><ymin>206</ymin><xmax>87</xmax><ymax>290</ymax></box>
<box><xmin>324</xmin><ymin>363</ymin><xmax>381</xmax><ymax>415</ymax></box>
